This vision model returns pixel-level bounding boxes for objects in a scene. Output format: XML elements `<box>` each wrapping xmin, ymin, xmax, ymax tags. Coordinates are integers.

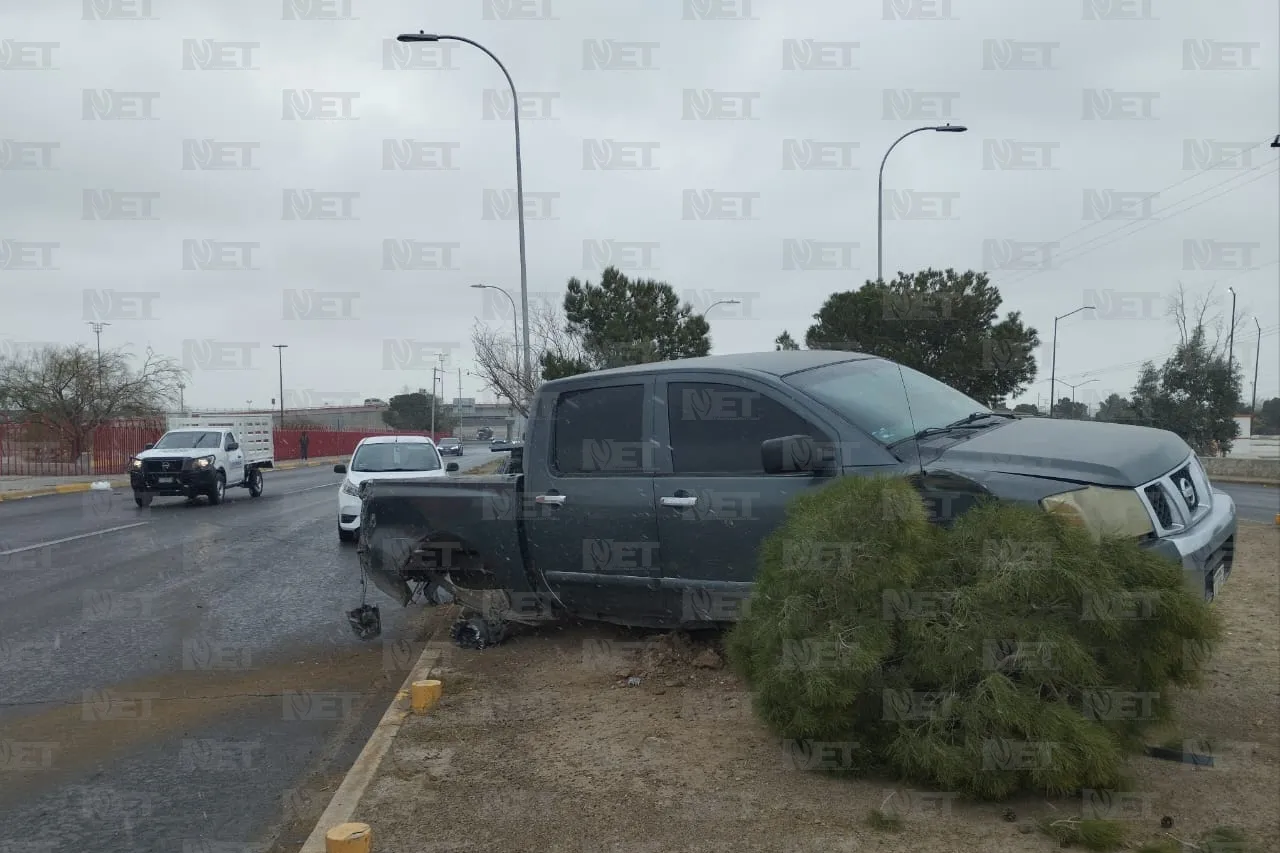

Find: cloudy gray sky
<box><xmin>1</xmin><ymin>0</ymin><xmax>1277</xmax><ymax>413</ymax></box>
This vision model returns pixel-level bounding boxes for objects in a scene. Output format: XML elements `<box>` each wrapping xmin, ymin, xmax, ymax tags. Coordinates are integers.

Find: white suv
<box><xmin>335</xmin><ymin>435</ymin><xmax>455</xmax><ymax>542</ymax></box>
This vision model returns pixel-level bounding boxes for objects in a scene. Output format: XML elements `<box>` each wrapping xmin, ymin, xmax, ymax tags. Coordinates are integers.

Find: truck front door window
<box><xmin>552</xmin><ymin>384</ymin><xmax>647</xmax><ymax>475</ymax></box>
<box><xmin>667</xmin><ymin>382</ymin><xmax>818</xmax><ymax>474</ymax></box>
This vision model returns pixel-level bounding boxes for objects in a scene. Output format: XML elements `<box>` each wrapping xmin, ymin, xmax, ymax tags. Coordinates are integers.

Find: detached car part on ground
<box><xmin>351</xmin><ymin>351</ymin><xmax>1237</xmax><ymax>647</ymax></box>
<box><xmin>129</xmin><ymin>416</ymin><xmax>274</xmax><ymax>507</ymax></box>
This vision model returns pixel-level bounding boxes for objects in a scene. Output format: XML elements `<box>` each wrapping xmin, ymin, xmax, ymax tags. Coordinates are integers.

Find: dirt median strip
<box><xmin>353</xmin><ymin>524</ymin><xmax>1280</xmax><ymax>852</ymax></box>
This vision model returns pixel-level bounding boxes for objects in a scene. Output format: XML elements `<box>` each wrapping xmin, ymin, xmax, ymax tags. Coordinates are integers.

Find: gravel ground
<box><xmin>355</xmin><ymin>522</ymin><xmax>1279</xmax><ymax>853</ymax></box>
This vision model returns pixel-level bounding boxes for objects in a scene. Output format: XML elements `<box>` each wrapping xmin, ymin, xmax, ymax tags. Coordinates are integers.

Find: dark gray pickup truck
<box><xmin>354</xmin><ymin>351</ymin><xmax>1237</xmax><ymax>645</ymax></box>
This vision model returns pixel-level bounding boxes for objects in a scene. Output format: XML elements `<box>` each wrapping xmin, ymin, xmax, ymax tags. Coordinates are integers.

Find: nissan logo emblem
<box><xmin>1179</xmin><ymin>478</ymin><xmax>1197</xmax><ymax>509</ymax></box>
<box><xmin>163</xmin><ymin>462</ymin><xmax>173</xmax><ymax>471</ymax></box>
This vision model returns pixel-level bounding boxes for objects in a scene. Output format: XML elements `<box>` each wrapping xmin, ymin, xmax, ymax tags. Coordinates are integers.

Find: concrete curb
<box><xmin>298</xmin><ymin>644</ymin><xmax>445</xmax><ymax>853</ymax></box>
<box><xmin>0</xmin><ymin>457</ymin><xmax>345</xmax><ymax>502</ymax></box>
<box><xmin>1209</xmin><ymin>476</ymin><xmax>1280</xmax><ymax>487</ymax></box>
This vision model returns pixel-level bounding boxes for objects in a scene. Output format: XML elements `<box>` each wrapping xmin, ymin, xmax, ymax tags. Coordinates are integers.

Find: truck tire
<box><xmin>208</xmin><ymin>471</ymin><xmax>226</xmax><ymax>505</ymax></box>
<box><xmin>247</xmin><ymin>467</ymin><xmax>264</xmax><ymax>497</ymax></box>
<box><xmin>134</xmin><ymin>491</ymin><xmax>152</xmax><ymax>508</ymax></box>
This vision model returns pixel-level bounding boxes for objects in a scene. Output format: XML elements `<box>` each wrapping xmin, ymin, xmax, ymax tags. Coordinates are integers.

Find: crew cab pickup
<box><xmin>129</xmin><ymin>416</ymin><xmax>274</xmax><ymax>507</ymax></box>
<box><xmin>356</xmin><ymin>351</ymin><xmax>1237</xmax><ymax>637</ymax></box>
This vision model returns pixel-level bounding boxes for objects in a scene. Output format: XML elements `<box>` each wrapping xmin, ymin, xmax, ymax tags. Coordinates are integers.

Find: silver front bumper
<box><xmin>1142</xmin><ymin>487</ymin><xmax>1236</xmax><ymax>601</ymax></box>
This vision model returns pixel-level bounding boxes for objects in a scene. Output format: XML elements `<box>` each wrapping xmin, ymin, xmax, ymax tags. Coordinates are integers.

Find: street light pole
<box><xmin>1049</xmin><ymin>305</ymin><xmax>1095</xmax><ymax>419</ymax></box>
<box><xmin>699</xmin><ymin>299</ymin><xmax>741</xmax><ymax>318</ymax></box>
<box><xmin>1250</xmin><ymin>316</ymin><xmax>1262</xmax><ymax>428</ymax></box>
<box><xmin>877</xmin><ymin>123</ymin><xmax>968</xmax><ymax>283</ymax></box>
<box><xmin>400</xmin><ymin>31</ymin><xmax>531</xmax><ymax>400</ymax></box>
<box><xmin>471</xmin><ymin>283</ymin><xmax>521</xmax><ymax>377</ymax></box>
<box><xmin>85</xmin><ymin>321</ymin><xmax>110</xmax><ymax>388</ymax></box>
<box><xmin>273</xmin><ymin>344</ymin><xmax>287</xmax><ymax>428</ymax></box>
<box><xmin>1227</xmin><ymin>286</ymin><xmax>1237</xmax><ymax>377</ymax></box>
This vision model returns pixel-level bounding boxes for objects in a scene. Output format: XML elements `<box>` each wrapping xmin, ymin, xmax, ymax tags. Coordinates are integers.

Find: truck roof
<box><xmin>540</xmin><ymin>350</ymin><xmax>875</xmax><ymax>388</ymax></box>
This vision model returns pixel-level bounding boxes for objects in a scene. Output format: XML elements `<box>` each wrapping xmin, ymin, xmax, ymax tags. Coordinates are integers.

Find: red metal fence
<box><xmin>0</xmin><ymin>418</ymin><xmax>453</xmax><ymax>477</ymax></box>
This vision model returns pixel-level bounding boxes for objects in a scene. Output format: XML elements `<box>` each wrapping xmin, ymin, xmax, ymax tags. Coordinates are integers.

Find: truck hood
<box><xmin>927</xmin><ymin>418</ymin><xmax>1191</xmax><ymax>488</ymax></box>
<box><xmin>135</xmin><ymin>448</ymin><xmax>216</xmax><ymax>460</ymax></box>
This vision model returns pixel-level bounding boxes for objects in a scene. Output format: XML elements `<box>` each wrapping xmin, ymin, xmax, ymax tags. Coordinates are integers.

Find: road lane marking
<box><xmin>281</xmin><ymin>482</ymin><xmax>343</xmax><ymax>496</ymax></box>
<box><xmin>0</xmin><ymin>522</ymin><xmax>150</xmax><ymax>556</ymax></box>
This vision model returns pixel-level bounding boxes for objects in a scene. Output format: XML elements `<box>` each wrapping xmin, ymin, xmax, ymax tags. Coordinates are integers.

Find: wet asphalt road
<box><xmin>0</xmin><ymin>446</ymin><xmax>498</xmax><ymax>853</ymax></box>
<box><xmin>1218</xmin><ymin>482</ymin><xmax>1280</xmax><ymax>525</ymax></box>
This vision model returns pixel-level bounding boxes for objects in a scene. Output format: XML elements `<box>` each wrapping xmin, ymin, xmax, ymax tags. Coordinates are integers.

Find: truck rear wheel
<box><xmin>247</xmin><ymin>467</ymin><xmax>263</xmax><ymax>497</ymax></box>
<box><xmin>208</xmin><ymin>472</ymin><xmax>226</xmax><ymax>505</ymax></box>
<box><xmin>134</xmin><ymin>491</ymin><xmax>152</xmax><ymax>508</ymax></box>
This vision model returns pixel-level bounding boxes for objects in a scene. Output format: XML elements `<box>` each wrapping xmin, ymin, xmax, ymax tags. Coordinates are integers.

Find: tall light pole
<box><xmin>85</xmin><ymin>321</ymin><xmax>110</xmax><ymax>387</ymax></box>
<box><xmin>178</xmin><ymin>382</ymin><xmax>184</xmax><ymax>415</ymax></box>
<box><xmin>1049</xmin><ymin>305</ymin><xmax>1095</xmax><ymax>419</ymax></box>
<box><xmin>877</xmin><ymin>123</ymin><xmax>968</xmax><ymax>283</ymax></box>
<box><xmin>1226</xmin><ymin>286</ymin><xmax>1237</xmax><ymax>377</ymax></box>
<box><xmin>1250</xmin><ymin>316</ymin><xmax>1262</xmax><ymax>429</ymax></box>
<box><xmin>273</xmin><ymin>344</ymin><xmax>287</xmax><ymax>428</ymax></box>
<box><xmin>699</xmin><ymin>299</ymin><xmax>741</xmax><ymax>317</ymax></box>
<box><xmin>400</xmin><ymin>31</ymin><xmax>531</xmax><ymax>400</ymax></box>
<box><xmin>472</xmin><ymin>283</ymin><xmax>521</xmax><ymax>376</ymax></box>
<box><xmin>1060</xmin><ymin>378</ymin><xmax>1098</xmax><ymax>413</ymax></box>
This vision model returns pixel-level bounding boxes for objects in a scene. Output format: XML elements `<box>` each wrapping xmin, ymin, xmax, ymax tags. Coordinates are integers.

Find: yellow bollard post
<box><xmin>411</xmin><ymin>679</ymin><xmax>442</xmax><ymax>714</ymax></box>
<box><xmin>325</xmin><ymin>822</ymin><xmax>371</xmax><ymax>853</ymax></box>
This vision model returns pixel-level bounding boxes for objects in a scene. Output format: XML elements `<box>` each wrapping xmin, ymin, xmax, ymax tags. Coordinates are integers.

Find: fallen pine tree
<box><xmin>726</xmin><ymin>474</ymin><xmax>1222</xmax><ymax>800</ymax></box>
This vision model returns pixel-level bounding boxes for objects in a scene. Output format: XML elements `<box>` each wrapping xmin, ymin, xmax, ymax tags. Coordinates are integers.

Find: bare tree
<box><xmin>0</xmin><ymin>344</ymin><xmax>186</xmax><ymax>459</ymax></box>
<box><xmin>1167</xmin><ymin>282</ymin><xmax>1246</xmax><ymax>358</ymax></box>
<box><xmin>470</xmin><ymin>300</ymin><xmax>585</xmax><ymax>416</ymax></box>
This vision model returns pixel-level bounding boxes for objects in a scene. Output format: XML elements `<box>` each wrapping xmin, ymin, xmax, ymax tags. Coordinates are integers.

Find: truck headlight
<box><xmin>194</xmin><ymin>455</ymin><xmax>215</xmax><ymax>468</ymax></box>
<box><xmin>131</xmin><ymin>458</ymin><xmax>142</xmax><ymax>470</ymax></box>
<box><xmin>341</xmin><ymin>480</ymin><xmax>361</xmax><ymax>497</ymax></box>
<box><xmin>1041</xmin><ymin>486</ymin><xmax>1154</xmax><ymax>540</ymax></box>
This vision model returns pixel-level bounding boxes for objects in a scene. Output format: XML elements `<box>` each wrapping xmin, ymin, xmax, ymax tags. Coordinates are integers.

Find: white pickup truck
<box><xmin>128</xmin><ymin>416</ymin><xmax>275</xmax><ymax>507</ymax></box>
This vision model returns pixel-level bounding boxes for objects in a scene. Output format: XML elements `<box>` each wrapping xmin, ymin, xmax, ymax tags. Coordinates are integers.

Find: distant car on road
<box><xmin>490</xmin><ymin>437</ymin><xmax>511</xmax><ymax>451</ymax></box>
<box><xmin>476</xmin><ymin>427</ymin><xmax>494</xmax><ymax>441</ymax></box>
<box><xmin>334</xmin><ymin>435</ymin><xmax>457</xmax><ymax>543</ymax></box>
<box><xmin>437</xmin><ymin>438</ymin><xmax>464</xmax><ymax>456</ymax></box>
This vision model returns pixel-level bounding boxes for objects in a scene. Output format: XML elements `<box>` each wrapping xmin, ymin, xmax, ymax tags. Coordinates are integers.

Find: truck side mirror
<box><xmin>333</xmin><ymin>464</ymin><xmax>347</xmax><ymax>474</ymax></box>
<box><xmin>446</xmin><ymin>462</ymin><xmax>459</xmax><ymax>473</ymax></box>
<box><xmin>144</xmin><ymin>443</ymin><xmax>154</xmax><ymax>450</ymax></box>
<box><xmin>226</xmin><ymin>442</ymin><xmax>239</xmax><ymax>451</ymax></box>
<box><xmin>761</xmin><ymin>435</ymin><xmax>830</xmax><ymax>475</ymax></box>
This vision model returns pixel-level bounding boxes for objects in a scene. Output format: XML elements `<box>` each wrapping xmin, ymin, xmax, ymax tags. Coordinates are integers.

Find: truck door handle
<box><xmin>535</xmin><ymin>494</ymin><xmax>566</xmax><ymax>506</ymax></box>
<box><xmin>660</xmin><ymin>496</ymin><xmax>698</xmax><ymax>508</ymax></box>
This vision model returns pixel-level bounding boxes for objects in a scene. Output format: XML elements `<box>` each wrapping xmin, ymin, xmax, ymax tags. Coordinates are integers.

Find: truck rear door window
<box><xmin>667</xmin><ymin>381</ymin><xmax>818</xmax><ymax>474</ymax></box>
<box><xmin>552</xmin><ymin>384</ymin><xmax>645</xmax><ymax>474</ymax></box>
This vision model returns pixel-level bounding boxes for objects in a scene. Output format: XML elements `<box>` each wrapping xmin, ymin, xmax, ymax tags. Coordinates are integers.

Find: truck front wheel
<box><xmin>208</xmin><ymin>472</ymin><xmax>226</xmax><ymax>505</ymax></box>
<box><xmin>247</xmin><ymin>467</ymin><xmax>263</xmax><ymax>497</ymax></box>
<box><xmin>134</xmin><ymin>491</ymin><xmax>152</xmax><ymax>508</ymax></box>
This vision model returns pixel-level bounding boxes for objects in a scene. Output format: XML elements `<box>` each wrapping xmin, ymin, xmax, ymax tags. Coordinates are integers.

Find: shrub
<box><xmin>726</xmin><ymin>475</ymin><xmax>1222</xmax><ymax>800</ymax></box>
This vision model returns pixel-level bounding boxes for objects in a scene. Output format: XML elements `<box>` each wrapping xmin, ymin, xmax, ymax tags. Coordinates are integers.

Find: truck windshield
<box><xmin>154</xmin><ymin>431</ymin><xmax>222</xmax><ymax>449</ymax></box>
<box><xmin>784</xmin><ymin>359</ymin><xmax>989</xmax><ymax>446</ymax></box>
<box><xmin>351</xmin><ymin>443</ymin><xmax>440</xmax><ymax>472</ymax></box>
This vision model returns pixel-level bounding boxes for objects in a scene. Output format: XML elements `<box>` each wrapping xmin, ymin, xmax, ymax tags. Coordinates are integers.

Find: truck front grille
<box><xmin>1138</xmin><ymin>455</ymin><xmax>1213</xmax><ymax>536</ymax></box>
<box><xmin>1144</xmin><ymin>484</ymin><xmax>1174</xmax><ymax>528</ymax></box>
<box><xmin>142</xmin><ymin>458</ymin><xmax>187</xmax><ymax>474</ymax></box>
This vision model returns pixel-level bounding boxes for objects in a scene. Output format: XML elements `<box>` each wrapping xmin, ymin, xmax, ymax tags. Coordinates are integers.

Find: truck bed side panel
<box><xmin>357</xmin><ymin>475</ymin><xmax>531</xmax><ymax>606</ymax></box>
